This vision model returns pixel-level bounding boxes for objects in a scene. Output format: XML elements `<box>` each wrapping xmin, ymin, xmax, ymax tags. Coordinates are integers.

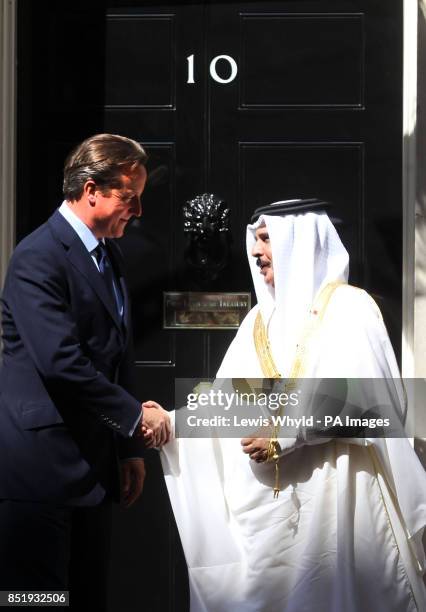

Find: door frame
<box><xmin>0</xmin><ymin>0</ymin><xmax>16</xmax><ymax>298</ymax></box>
<box><xmin>409</xmin><ymin>0</ymin><xmax>426</xmax><ymax>379</ymax></box>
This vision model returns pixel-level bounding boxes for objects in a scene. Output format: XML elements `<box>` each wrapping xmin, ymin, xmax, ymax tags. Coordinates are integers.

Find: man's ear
<box><xmin>83</xmin><ymin>180</ymin><xmax>97</xmax><ymax>205</ymax></box>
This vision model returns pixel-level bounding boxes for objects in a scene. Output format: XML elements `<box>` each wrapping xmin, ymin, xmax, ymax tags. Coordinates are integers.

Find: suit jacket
<box><xmin>0</xmin><ymin>210</ymin><xmax>144</xmax><ymax>505</ymax></box>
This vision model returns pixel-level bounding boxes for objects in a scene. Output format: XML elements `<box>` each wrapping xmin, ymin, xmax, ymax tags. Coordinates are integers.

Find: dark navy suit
<box><xmin>0</xmin><ymin>210</ymin><xmax>144</xmax><ymax>604</ymax></box>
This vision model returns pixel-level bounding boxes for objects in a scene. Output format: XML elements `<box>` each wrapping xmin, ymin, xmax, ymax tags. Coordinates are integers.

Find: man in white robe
<box><xmin>148</xmin><ymin>199</ymin><xmax>426</xmax><ymax>612</ymax></box>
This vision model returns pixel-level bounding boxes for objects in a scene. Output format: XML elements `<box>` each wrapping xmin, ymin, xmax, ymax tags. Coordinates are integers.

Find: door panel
<box><xmin>105</xmin><ymin>14</ymin><xmax>176</xmax><ymax>109</ymax></box>
<box><xmin>240</xmin><ymin>13</ymin><xmax>364</xmax><ymax>108</ymax></box>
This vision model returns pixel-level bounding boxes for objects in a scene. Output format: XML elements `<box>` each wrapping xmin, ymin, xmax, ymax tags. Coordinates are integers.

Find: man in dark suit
<box><xmin>0</xmin><ymin>134</ymin><xmax>170</xmax><ymax>610</ymax></box>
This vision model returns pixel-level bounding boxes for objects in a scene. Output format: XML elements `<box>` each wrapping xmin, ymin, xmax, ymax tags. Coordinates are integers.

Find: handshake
<box><xmin>139</xmin><ymin>400</ymin><xmax>171</xmax><ymax>448</ymax></box>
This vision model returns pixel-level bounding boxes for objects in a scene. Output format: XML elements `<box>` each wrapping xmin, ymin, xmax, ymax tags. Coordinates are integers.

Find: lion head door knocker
<box><xmin>183</xmin><ymin>193</ymin><xmax>231</xmax><ymax>284</ymax></box>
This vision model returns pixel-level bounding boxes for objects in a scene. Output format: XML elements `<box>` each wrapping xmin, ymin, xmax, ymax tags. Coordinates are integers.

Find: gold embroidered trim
<box><xmin>253</xmin><ymin>281</ymin><xmax>345</xmax><ymax>379</ymax></box>
<box><xmin>253</xmin><ymin>281</ymin><xmax>347</xmax><ymax>497</ymax></box>
<box><xmin>367</xmin><ymin>444</ymin><xmax>420</xmax><ymax>609</ymax></box>
<box><xmin>253</xmin><ymin>311</ymin><xmax>281</xmax><ymax>378</ymax></box>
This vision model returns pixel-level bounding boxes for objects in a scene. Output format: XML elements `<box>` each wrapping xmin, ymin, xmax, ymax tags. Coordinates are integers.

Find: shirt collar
<box><xmin>58</xmin><ymin>201</ymin><xmax>100</xmax><ymax>253</ymax></box>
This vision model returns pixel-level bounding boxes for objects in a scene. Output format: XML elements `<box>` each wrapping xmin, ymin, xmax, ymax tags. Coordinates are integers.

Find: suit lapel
<box><xmin>119</xmin><ymin>275</ymin><xmax>130</xmax><ymax>336</ymax></box>
<box><xmin>48</xmin><ymin>211</ymin><xmax>123</xmax><ymax>333</ymax></box>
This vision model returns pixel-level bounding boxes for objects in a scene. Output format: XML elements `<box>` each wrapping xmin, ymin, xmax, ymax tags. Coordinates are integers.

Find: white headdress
<box><xmin>246</xmin><ymin>201</ymin><xmax>349</xmax><ymax>376</ymax></box>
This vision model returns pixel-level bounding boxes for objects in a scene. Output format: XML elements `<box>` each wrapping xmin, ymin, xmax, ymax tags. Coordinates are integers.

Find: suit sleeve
<box><xmin>7</xmin><ymin>245</ymin><xmax>142</xmax><ymax>438</ymax></box>
<box><xmin>116</xmin><ymin>313</ymin><xmax>145</xmax><ymax>459</ymax></box>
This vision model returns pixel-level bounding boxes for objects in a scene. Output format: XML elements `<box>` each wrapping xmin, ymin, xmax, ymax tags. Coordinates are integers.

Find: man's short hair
<box><xmin>63</xmin><ymin>133</ymin><xmax>148</xmax><ymax>201</ymax></box>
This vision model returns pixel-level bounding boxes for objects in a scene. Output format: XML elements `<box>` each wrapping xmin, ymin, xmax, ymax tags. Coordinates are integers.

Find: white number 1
<box><xmin>186</xmin><ymin>54</ymin><xmax>195</xmax><ymax>84</ymax></box>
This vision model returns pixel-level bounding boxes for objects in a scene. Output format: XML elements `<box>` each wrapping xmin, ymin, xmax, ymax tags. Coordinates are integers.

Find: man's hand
<box><xmin>121</xmin><ymin>458</ymin><xmax>145</xmax><ymax>507</ymax></box>
<box><xmin>241</xmin><ymin>421</ymin><xmax>274</xmax><ymax>463</ymax></box>
<box><xmin>141</xmin><ymin>400</ymin><xmax>171</xmax><ymax>448</ymax></box>
<box><xmin>241</xmin><ymin>435</ymin><xmax>301</xmax><ymax>461</ymax></box>
<box><xmin>241</xmin><ymin>437</ymin><xmax>269</xmax><ymax>463</ymax></box>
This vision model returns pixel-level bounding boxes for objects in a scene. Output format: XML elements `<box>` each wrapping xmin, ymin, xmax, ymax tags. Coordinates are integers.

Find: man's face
<box><xmin>91</xmin><ymin>164</ymin><xmax>147</xmax><ymax>238</ymax></box>
<box><xmin>252</xmin><ymin>224</ymin><xmax>274</xmax><ymax>286</ymax></box>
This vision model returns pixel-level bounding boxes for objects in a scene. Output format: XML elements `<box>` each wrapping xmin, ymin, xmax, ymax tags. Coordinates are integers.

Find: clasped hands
<box><xmin>120</xmin><ymin>401</ymin><xmax>170</xmax><ymax>508</ymax></box>
<box><xmin>140</xmin><ymin>400</ymin><xmax>171</xmax><ymax>448</ymax></box>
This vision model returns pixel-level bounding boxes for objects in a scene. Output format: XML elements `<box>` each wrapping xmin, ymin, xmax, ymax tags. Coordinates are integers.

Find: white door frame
<box><xmin>409</xmin><ymin>1</ymin><xmax>426</xmax><ymax>378</ymax></box>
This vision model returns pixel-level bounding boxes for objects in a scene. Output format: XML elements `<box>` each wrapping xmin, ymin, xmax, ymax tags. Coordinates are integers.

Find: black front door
<box><xmin>17</xmin><ymin>1</ymin><xmax>403</xmax><ymax>610</ymax></box>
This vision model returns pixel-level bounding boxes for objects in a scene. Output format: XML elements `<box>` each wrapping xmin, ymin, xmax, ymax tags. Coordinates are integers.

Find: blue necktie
<box><xmin>93</xmin><ymin>242</ymin><xmax>124</xmax><ymax>319</ymax></box>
